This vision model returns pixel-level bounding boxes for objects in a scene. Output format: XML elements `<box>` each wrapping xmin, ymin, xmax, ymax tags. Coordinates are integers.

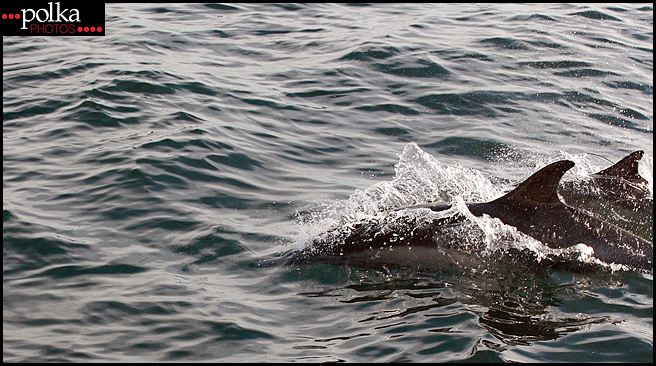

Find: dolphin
<box><xmin>562</xmin><ymin>151</ymin><xmax>650</xmax><ymax>202</ymax></box>
<box><xmin>253</xmin><ymin>160</ymin><xmax>653</xmax><ymax>272</ymax></box>
<box><xmin>559</xmin><ymin>151</ymin><xmax>652</xmax><ymax>241</ymax></box>
<box><xmin>451</xmin><ymin>160</ymin><xmax>652</xmax><ymax>272</ymax></box>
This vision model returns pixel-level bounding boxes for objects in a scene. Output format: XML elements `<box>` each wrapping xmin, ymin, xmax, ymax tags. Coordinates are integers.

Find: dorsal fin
<box><xmin>493</xmin><ymin>160</ymin><xmax>575</xmax><ymax>205</ymax></box>
<box><xmin>594</xmin><ymin>150</ymin><xmax>646</xmax><ymax>185</ymax></box>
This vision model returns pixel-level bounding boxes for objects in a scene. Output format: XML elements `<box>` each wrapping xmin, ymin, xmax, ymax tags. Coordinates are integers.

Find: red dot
<box><xmin>90</xmin><ymin>27</ymin><xmax>95</xmax><ymax>32</ymax></box>
<box><xmin>8</xmin><ymin>14</ymin><xmax>14</xmax><ymax>19</ymax></box>
<box><xmin>97</xmin><ymin>27</ymin><xmax>102</xmax><ymax>32</ymax></box>
<box><xmin>15</xmin><ymin>14</ymin><xmax>20</xmax><ymax>19</ymax></box>
<box><xmin>77</xmin><ymin>26</ymin><xmax>82</xmax><ymax>32</ymax></box>
<box><xmin>84</xmin><ymin>26</ymin><xmax>89</xmax><ymax>32</ymax></box>
<box><xmin>2</xmin><ymin>14</ymin><xmax>7</xmax><ymax>19</ymax></box>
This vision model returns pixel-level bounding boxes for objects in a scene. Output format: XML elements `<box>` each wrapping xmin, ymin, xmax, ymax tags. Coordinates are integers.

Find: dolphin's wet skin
<box><xmin>253</xmin><ymin>151</ymin><xmax>653</xmax><ymax>273</ymax></box>
<box><xmin>560</xmin><ymin>151</ymin><xmax>652</xmax><ymax>242</ymax></box>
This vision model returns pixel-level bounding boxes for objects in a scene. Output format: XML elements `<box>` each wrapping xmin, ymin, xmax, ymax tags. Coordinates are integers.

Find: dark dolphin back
<box><xmin>595</xmin><ymin>150</ymin><xmax>646</xmax><ymax>185</ymax></box>
<box><xmin>466</xmin><ymin>160</ymin><xmax>652</xmax><ymax>272</ymax></box>
<box><xmin>559</xmin><ymin>151</ymin><xmax>652</xmax><ymax>241</ymax></box>
<box><xmin>492</xmin><ymin>160</ymin><xmax>575</xmax><ymax>205</ymax></box>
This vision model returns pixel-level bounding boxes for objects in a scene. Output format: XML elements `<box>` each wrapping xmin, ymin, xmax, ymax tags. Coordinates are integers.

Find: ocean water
<box><xmin>3</xmin><ymin>3</ymin><xmax>653</xmax><ymax>362</ymax></box>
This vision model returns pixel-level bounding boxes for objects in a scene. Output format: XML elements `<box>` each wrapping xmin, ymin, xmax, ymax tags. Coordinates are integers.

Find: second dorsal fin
<box><xmin>493</xmin><ymin>160</ymin><xmax>575</xmax><ymax>205</ymax></box>
<box><xmin>595</xmin><ymin>150</ymin><xmax>646</xmax><ymax>185</ymax></box>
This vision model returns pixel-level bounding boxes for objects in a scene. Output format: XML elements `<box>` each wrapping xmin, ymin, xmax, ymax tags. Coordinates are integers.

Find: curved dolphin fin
<box><xmin>594</xmin><ymin>150</ymin><xmax>646</xmax><ymax>185</ymax></box>
<box><xmin>493</xmin><ymin>160</ymin><xmax>575</xmax><ymax>205</ymax></box>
